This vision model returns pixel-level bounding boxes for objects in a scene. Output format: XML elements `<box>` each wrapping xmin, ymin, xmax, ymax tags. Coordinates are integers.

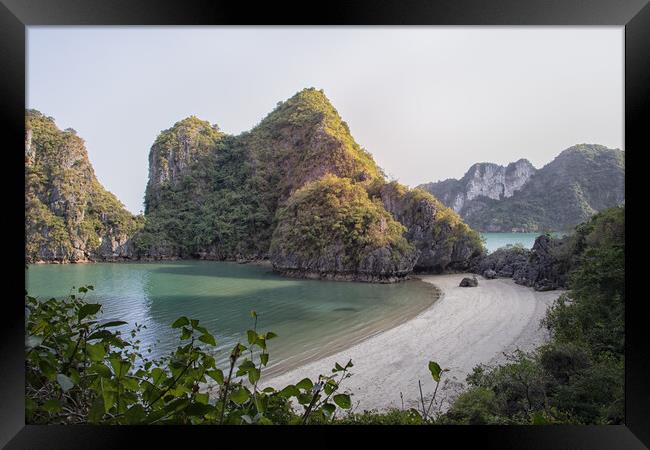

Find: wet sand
<box><xmin>261</xmin><ymin>273</ymin><xmax>563</xmax><ymax>412</ymax></box>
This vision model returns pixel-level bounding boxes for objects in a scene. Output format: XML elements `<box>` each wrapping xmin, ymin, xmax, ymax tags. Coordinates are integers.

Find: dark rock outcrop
<box><xmin>511</xmin><ymin>235</ymin><xmax>573</xmax><ymax>291</ymax></box>
<box><xmin>470</xmin><ymin>234</ymin><xmax>574</xmax><ymax>291</ymax></box>
<box><xmin>470</xmin><ymin>245</ymin><xmax>531</xmax><ymax>279</ymax></box>
<box><xmin>483</xmin><ymin>269</ymin><xmax>497</xmax><ymax>279</ymax></box>
<box><xmin>459</xmin><ymin>276</ymin><xmax>478</xmax><ymax>287</ymax></box>
<box><xmin>375</xmin><ymin>182</ymin><xmax>484</xmax><ymax>273</ymax></box>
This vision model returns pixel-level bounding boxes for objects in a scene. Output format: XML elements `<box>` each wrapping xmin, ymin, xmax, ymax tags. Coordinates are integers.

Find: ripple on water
<box><xmin>26</xmin><ymin>260</ymin><xmax>439</xmax><ymax>373</ymax></box>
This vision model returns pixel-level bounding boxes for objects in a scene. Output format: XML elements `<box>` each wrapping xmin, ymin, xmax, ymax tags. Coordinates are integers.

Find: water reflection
<box><xmin>26</xmin><ymin>261</ymin><xmax>438</xmax><ymax>371</ymax></box>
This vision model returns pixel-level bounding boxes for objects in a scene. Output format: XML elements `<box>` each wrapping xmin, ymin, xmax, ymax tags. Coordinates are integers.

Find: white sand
<box><xmin>261</xmin><ymin>273</ymin><xmax>563</xmax><ymax>413</ymax></box>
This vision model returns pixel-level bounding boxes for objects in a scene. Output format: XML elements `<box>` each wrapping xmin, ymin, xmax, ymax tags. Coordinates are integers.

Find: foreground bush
<box><xmin>440</xmin><ymin>207</ymin><xmax>625</xmax><ymax>425</ymax></box>
<box><xmin>25</xmin><ymin>287</ymin><xmax>354</xmax><ymax>425</ymax></box>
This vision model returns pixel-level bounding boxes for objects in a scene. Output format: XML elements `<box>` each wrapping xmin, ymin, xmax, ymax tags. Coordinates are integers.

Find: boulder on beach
<box><xmin>459</xmin><ymin>276</ymin><xmax>478</xmax><ymax>287</ymax></box>
<box><xmin>483</xmin><ymin>269</ymin><xmax>497</xmax><ymax>279</ymax></box>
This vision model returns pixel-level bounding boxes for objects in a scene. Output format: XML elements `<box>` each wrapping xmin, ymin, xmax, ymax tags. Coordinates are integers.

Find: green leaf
<box><xmin>185</xmin><ymin>402</ymin><xmax>213</xmax><ymax>417</ymax></box>
<box><xmin>56</xmin><ymin>374</ymin><xmax>74</xmax><ymax>392</ymax></box>
<box><xmin>258</xmin><ymin>417</ymin><xmax>273</xmax><ymax>425</ymax></box>
<box><xmin>296</xmin><ymin>393</ymin><xmax>313</xmax><ymax>405</ymax></box>
<box><xmin>428</xmin><ymin>361</ymin><xmax>442</xmax><ymax>382</ymax></box>
<box><xmin>230</xmin><ymin>387</ymin><xmax>250</xmax><ymax>405</ymax></box>
<box><xmin>88</xmin><ymin>396</ymin><xmax>105</xmax><ymax>423</ymax></box>
<box><xmin>260</xmin><ymin>353</ymin><xmax>269</xmax><ymax>366</ymax></box>
<box><xmin>98</xmin><ymin>320</ymin><xmax>127</xmax><ymax>328</ymax></box>
<box><xmin>250</xmin><ymin>310</ymin><xmax>257</xmax><ymax>319</ymax></box>
<box><xmin>42</xmin><ymin>399</ymin><xmax>62</xmax><ymax>413</ymax></box>
<box><xmin>334</xmin><ymin>362</ymin><xmax>344</xmax><ymax>372</ymax></box>
<box><xmin>207</xmin><ymin>369</ymin><xmax>224</xmax><ymax>385</ymax></box>
<box><xmin>279</xmin><ymin>385</ymin><xmax>300</xmax><ymax>398</ymax></box>
<box><xmin>296</xmin><ymin>378</ymin><xmax>313</xmax><ymax>391</ymax></box>
<box><xmin>248</xmin><ymin>368</ymin><xmax>261</xmax><ymax>384</ymax></box>
<box><xmin>198</xmin><ymin>333</ymin><xmax>216</xmax><ymax>346</ymax></box>
<box><xmin>101</xmin><ymin>378</ymin><xmax>115</xmax><ymax>413</ymax></box>
<box><xmin>78</xmin><ymin>303</ymin><xmax>101</xmax><ymax>321</ymax></box>
<box><xmin>254</xmin><ymin>394</ymin><xmax>268</xmax><ymax>413</ymax></box>
<box><xmin>87</xmin><ymin>330</ymin><xmax>115</xmax><ymax>341</ymax></box>
<box><xmin>333</xmin><ymin>393</ymin><xmax>352</xmax><ymax>409</ymax></box>
<box><xmin>180</xmin><ymin>327</ymin><xmax>193</xmax><ymax>340</ymax></box>
<box><xmin>171</xmin><ymin>316</ymin><xmax>190</xmax><ymax>328</ymax></box>
<box><xmin>124</xmin><ymin>404</ymin><xmax>146</xmax><ymax>424</ymax></box>
<box><xmin>247</xmin><ymin>330</ymin><xmax>257</xmax><ymax>345</ymax></box>
<box><xmin>87</xmin><ymin>343</ymin><xmax>106</xmax><ymax>362</ymax></box>
<box><xmin>265</xmin><ymin>331</ymin><xmax>278</xmax><ymax>340</ymax></box>
<box><xmin>322</xmin><ymin>403</ymin><xmax>336</xmax><ymax>417</ymax></box>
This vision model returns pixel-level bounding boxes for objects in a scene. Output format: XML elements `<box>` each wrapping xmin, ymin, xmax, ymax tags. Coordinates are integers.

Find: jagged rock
<box><xmin>459</xmin><ymin>276</ymin><xmax>478</xmax><ymax>287</ymax></box>
<box><xmin>270</xmin><ymin>175</ymin><xmax>418</xmax><ymax>283</ymax></box>
<box><xmin>25</xmin><ymin>110</ymin><xmax>143</xmax><ymax>264</ymax></box>
<box><xmin>375</xmin><ymin>181</ymin><xmax>484</xmax><ymax>273</ymax></box>
<box><xmin>418</xmin><ymin>145</ymin><xmax>624</xmax><ymax>232</ymax></box>
<box><xmin>512</xmin><ymin>235</ymin><xmax>573</xmax><ymax>291</ymax></box>
<box><xmin>483</xmin><ymin>269</ymin><xmax>497</xmax><ymax>279</ymax></box>
<box><xmin>470</xmin><ymin>235</ymin><xmax>574</xmax><ymax>291</ymax></box>
<box><xmin>470</xmin><ymin>245</ymin><xmax>531</xmax><ymax>278</ymax></box>
<box><xmin>419</xmin><ymin>159</ymin><xmax>535</xmax><ymax>215</ymax></box>
<box><xmin>137</xmin><ymin>88</ymin><xmax>482</xmax><ymax>281</ymax></box>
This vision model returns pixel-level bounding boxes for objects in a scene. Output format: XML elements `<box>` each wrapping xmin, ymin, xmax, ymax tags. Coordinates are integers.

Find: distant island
<box><xmin>418</xmin><ymin>144</ymin><xmax>624</xmax><ymax>233</ymax></box>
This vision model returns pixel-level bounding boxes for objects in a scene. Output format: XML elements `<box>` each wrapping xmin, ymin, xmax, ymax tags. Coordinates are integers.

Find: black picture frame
<box><xmin>1</xmin><ymin>1</ymin><xmax>648</xmax><ymax>448</ymax></box>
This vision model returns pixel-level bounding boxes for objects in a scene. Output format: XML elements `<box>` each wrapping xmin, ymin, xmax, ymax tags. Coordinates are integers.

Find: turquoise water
<box><xmin>25</xmin><ymin>261</ymin><xmax>438</xmax><ymax>374</ymax></box>
<box><xmin>481</xmin><ymin>232</ymin><xmax>565</xmax><ymax>253</ymax></box>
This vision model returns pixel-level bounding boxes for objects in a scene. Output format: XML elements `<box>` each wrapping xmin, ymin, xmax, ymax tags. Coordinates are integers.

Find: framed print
<box><xmin>1</xmin><ymin>0</ymin><xmax>648</xmax><ymax>448</ymax></box>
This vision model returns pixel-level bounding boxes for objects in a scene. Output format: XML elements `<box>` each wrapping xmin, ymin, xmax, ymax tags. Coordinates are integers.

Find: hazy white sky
<box><xmin>27</xmin><ymin>27</ymin><xmax>623</xmax><ymax>214</ymax></box>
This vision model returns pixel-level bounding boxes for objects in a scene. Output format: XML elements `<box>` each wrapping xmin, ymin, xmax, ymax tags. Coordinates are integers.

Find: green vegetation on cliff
<box><xmin>371</xmin><ymin>181</ymin><xmax>484</xmax><ymax>271</ymax></box>
<box><xmin>27</xmin><ymin>88</ymin><xmax>483</xmax><ymax>279</ymax></box>
<box><xmin>25</xmin><ymin>110</ymin><xmax>143</xmax><ymax>263</ymax></box>
<box><xmin>137</xmin><ymin>88</ymin><xmax>386</xmax><ymax>262</ymax></box>
<box><xmin>137</xmin><ymin>88</ymin><xmax>481</xmax><ymax>278</ymax></box>
<box><xmin>270</xmin><ymin>175</ymin><xmax>416</xmax><ymax>279</ymax></box>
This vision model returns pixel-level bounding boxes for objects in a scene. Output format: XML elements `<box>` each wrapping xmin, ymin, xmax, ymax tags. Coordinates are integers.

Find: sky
<box><xmin>27</xmin><ymin>27</ymin><xmax>623</xmax><ymax>214</ymax></box>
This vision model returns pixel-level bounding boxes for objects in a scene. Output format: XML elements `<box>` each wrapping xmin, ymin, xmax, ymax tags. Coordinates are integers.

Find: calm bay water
<box><xmin>481</xmin><ymin>232</ymin><xmax>565</xmax><ymax>253</ymax></box>
<box><xmin>26</xmin><ymin>261</ymin><xmax>438</xmax><ymax>374</ymax></box>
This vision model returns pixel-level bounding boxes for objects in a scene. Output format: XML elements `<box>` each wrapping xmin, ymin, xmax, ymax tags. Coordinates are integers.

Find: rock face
<box><xmin>483</xmin><ymin>269</ymin><xmax>497</xmax><ymax>279</ymax></box>
<box><xmin>470</xmin><ymin>245</ymin><xmax>531</xmax><ymax>279</ymax></box>
<box><xmin>418</xmin><ymin>145</ymin><xmax>624</xmax><ymax>232</ymax></box>
<box><xmin>25</xmin><ymin>110</ymin><xmax>144</xmax><ymax>263</ymax></box>
<box><xmin>375</xmin><ymin>182</ymin><xmax>484</xmax><ymax>272</ymax></box>
<box><xmin>470</xmin><ymin>235</ymin><xmax>573</xmax><ymax>291</ymax></box>
<box><xmin>459</xmin><ymin>276</ymin><xmax>478</xmax><ymax>287</ymax></box>
<box><xmin>139</xmin><ymin>88</ymin><xmax>384</xmax><ymax>261</ymax></box>
<box><xmin>419</xmin><ymin>159</ymin><xmax>536</xmax><ymax>215</ymax></box>
<box><xmin>512</xmin><ymin>235</ymin><xmax>573</xmax><ymax>291</ymax></box>
<box><xmin>269</xmin><ymin>175</ymin><xmax>418</xmax><ymax>282</ymax></box>
<box><xmin>138</xmin><ymin>88</ymin><xmax>484</xmax><ymax>281</ymax></box>
<box><xmin>27</xmin><ymin>89</ymin><xmax>484</xmax><ymax>281</ymax></box>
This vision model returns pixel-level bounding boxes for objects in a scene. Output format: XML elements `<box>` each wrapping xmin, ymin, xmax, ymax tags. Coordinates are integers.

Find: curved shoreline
<box><xmin>261</xmin><ymin>273</ymin><xmax>563</xmax><ymax>412</ymax></box>
<box><xmin>261</xmin><ymin>281</ymin><xmax>441</xmax><ymax>379</ymax></box>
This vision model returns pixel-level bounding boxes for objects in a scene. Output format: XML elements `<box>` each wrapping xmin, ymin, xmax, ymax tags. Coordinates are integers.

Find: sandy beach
<box><xmin>261</xmin><ymin>273</ymin><xmax>563</xmax><ymax>413</ymax></box>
